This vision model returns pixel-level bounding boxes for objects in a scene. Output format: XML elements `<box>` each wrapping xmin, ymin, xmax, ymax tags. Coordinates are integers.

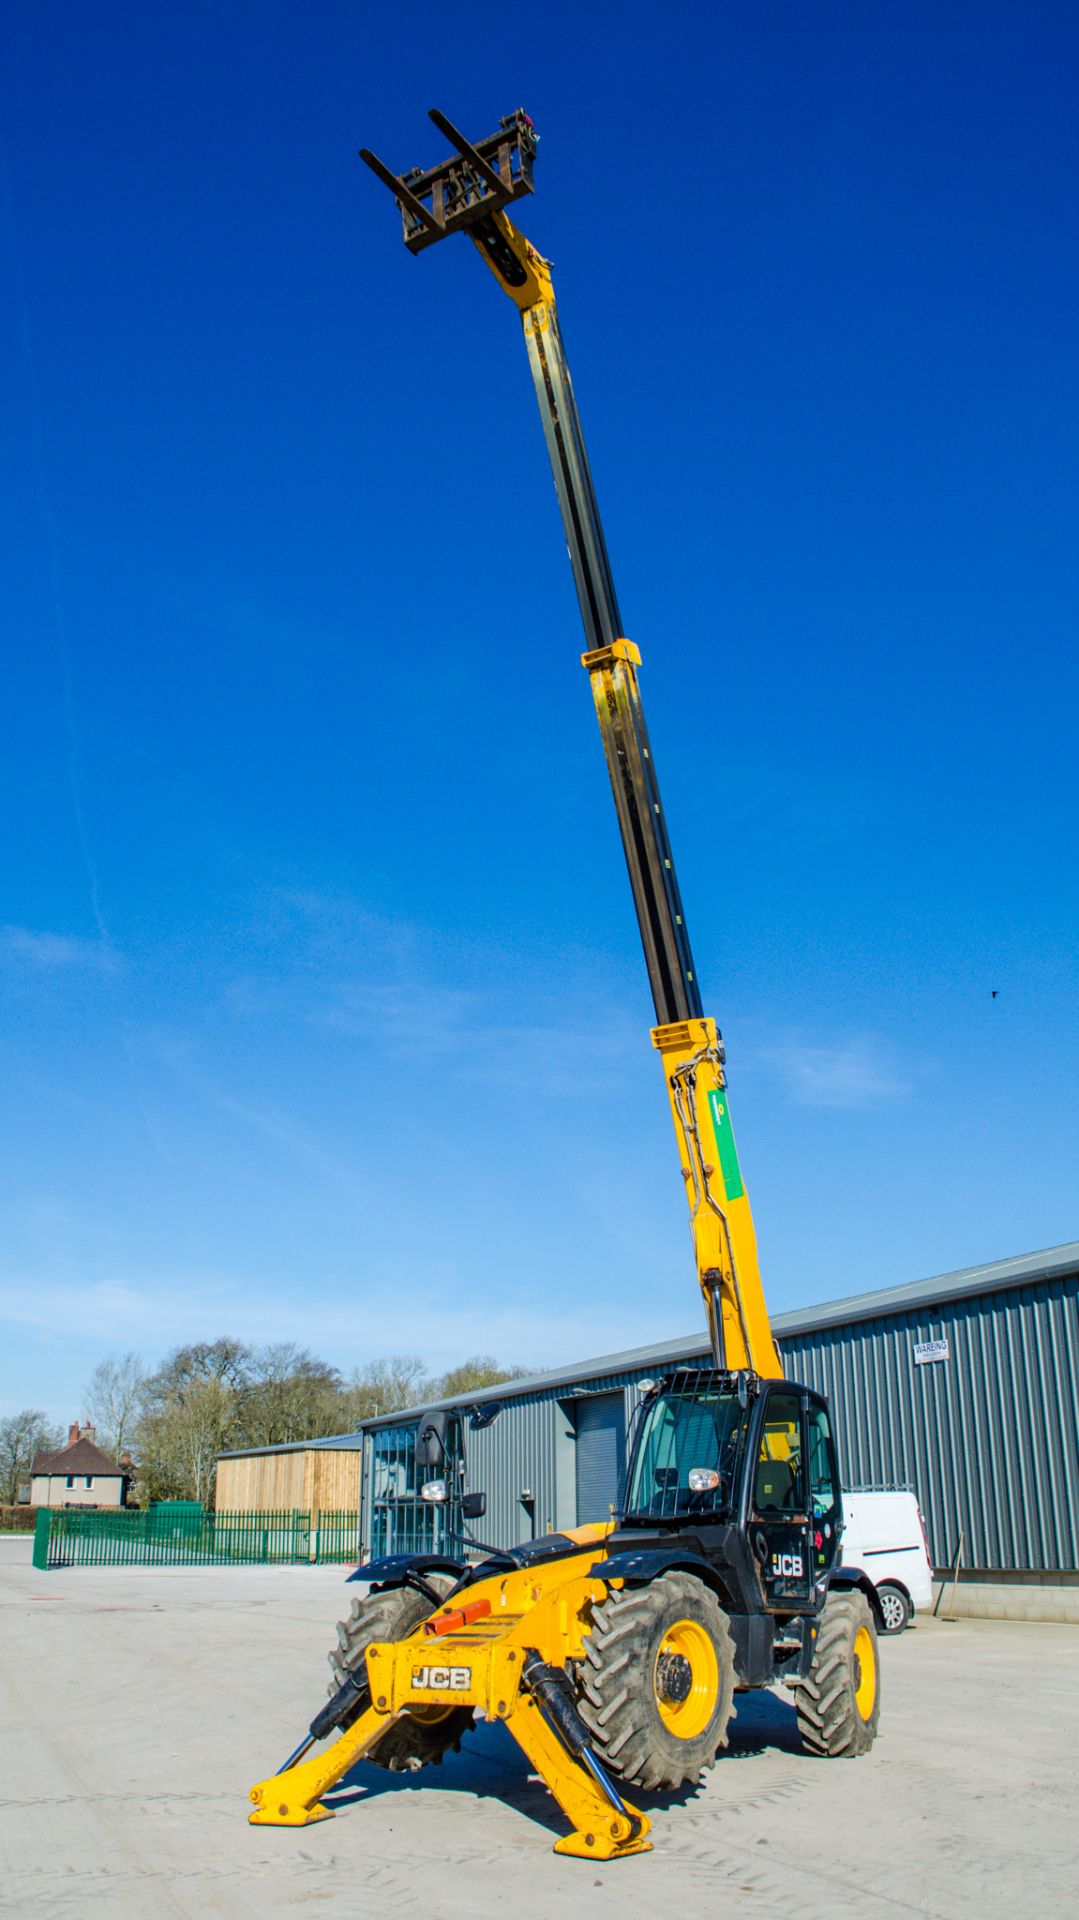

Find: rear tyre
<box><xmin>576</xmin><ymin>1570</ymin><xmax>736</xmax><ymax>1791</ymax></box>
<box><xmin>327</xmin><ymin>1578</ymin><xmax>474</xmax><ymax>1772</ymax></box>
<box><xmin>876</xmin><ymin>1582</ymin><xmax>911</xmax><ymax>1635</ymax></box>
<box><xmin>793</xmin><ymin>1588</ymin><xmax>880</xmax><ymax>1757</ymax></box>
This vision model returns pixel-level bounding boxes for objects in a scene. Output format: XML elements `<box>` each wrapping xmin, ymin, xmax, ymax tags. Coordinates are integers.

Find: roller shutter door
<box><xmin>574</xmin><ymin>1392</ymin><xmax>626</xmax><ymax>1525</ymax></box>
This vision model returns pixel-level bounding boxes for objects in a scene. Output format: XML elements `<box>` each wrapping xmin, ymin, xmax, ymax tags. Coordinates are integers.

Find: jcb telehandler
<box><xmin>249</xmin><ymin>109</ymin><xmax>882</xmax><ymax>1861</ymax></box>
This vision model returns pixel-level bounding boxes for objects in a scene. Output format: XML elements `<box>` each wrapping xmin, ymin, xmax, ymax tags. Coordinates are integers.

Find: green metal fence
<box><xmin>312</xmin><ymin>1508</ymin><xmax>362</xmax><ymax>1563</ymax></box>
<box><xmin>32</xmin><ymin>1505</ymin><xmax>361</xmax><ymax>1570</ymax></box>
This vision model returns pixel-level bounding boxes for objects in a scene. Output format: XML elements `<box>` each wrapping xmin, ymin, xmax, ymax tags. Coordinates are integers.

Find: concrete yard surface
<box><xmin>1</xmin><ymin>1537</ymin><xmax>1076</xmax><ymax>1918</ymax></box>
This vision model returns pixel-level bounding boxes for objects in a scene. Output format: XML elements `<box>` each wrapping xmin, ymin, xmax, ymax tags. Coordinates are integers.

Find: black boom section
<box><xmin>360</xmin><ymin>108</ymin><xmax>707</xmax><ymax>1029</ymax></box>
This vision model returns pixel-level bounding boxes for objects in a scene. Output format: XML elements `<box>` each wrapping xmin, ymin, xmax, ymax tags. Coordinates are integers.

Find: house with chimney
<box><xmin>30</xmin><ymin>1423</ymin><xmax>132</xmax><ymax>1508</ymax></box>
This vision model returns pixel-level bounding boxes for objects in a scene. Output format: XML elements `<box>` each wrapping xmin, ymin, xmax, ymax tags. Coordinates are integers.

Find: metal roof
<box><xmin>217</xmin><ymin>1238</ymin><xmax>1079</xmax><ymax>1453</ymax></box>
<box><xmin>352</xmin><ymin>1238</ymin><xmax>1079</xmax><ymax>1431</ymax></box>
<box><xmin>218</xmin><ymin>1432</ymin><xmax>365</xmax><ymax>1462</ymax></box>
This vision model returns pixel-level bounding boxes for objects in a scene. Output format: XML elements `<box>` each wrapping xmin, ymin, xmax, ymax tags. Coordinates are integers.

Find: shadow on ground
<box><xmin>326</xmin><ymin>1687</ymin><xmax>805</xmax><ymax>1836</ymax></box>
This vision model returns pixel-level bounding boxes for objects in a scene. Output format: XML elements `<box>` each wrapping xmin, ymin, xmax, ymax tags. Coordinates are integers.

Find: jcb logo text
<box><xmin>771</xmin><ymin>1553</ymin><xmax>803</xmax><ymax>1578</ymax></box>
<box><xmin>411</xmin><ymin>1665</ymin><xmax>471</xmax><ymax>1691</ymax></box>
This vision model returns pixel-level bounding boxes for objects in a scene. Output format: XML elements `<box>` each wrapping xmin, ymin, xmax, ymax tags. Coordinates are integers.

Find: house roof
<box><xmin>31</xmin><ymin>1437</ymin><xmax>124</xmax><ymax>1478</ymax></box>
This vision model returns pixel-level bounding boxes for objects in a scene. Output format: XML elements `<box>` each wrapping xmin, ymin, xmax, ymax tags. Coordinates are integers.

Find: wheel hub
<box><xmin>880</xmin><ymin>1590</ymin><xmax>904</xmax><ymax>1630</ymax></box>
<box><xmin>654</xmin><ymin>1652</ymin><xmax>693</xmax><ymax>1706</ymax></box>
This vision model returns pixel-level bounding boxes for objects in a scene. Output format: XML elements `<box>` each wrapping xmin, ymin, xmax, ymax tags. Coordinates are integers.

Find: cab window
<box><xmin>753</xmin><ymin>1391</ymin><xmax>806</xmax><ymax>1514</ymax></box>
<box><xmin>806</xmin><ymin>1403</ymin><xmax>839</xmax><ymax>1526</ymax></box>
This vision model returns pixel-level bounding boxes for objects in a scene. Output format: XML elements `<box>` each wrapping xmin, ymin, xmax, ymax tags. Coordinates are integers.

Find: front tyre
<box><xmin>576</xmin><ymin>1570</ymin><xmax>736</xmax><ymax>1791</ymax></box>
<box><xmin>793</xmin><ymin>1588</ymin><xmax>881</xmax><ymax>1757</ymax></box>
<box><xmin>327</xmin><ymin>1578</ymin><xmax>474</xmax><ymax>1772</ymax></box>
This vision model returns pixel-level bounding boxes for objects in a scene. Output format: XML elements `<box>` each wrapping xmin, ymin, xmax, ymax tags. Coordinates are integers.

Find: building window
<box><xmin>85</xmin><ymin>1476</ymin><xmax>93</xmax><ymax>1490</ymax></box>
<box><xmin>66</xmin><ymin>1475</ymin><xmax>74</xmax><ymax>1489</ymax></box>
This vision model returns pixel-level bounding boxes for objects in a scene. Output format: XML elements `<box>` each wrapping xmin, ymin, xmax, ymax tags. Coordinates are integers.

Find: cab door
<box><xmin>803</xmin><ymin>1394</ymin><xmax>842</xmax><ymax>1586</ymax></box>
<box><xmin>749</xmin><ymin>1386</ymin><xmax>813</xmax><ymax>1609</ymax></box>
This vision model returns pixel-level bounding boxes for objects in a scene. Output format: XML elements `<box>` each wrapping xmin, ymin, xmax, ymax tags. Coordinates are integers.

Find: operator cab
<box><xmin>620</xmin><ymin>1369</ymin><xmax>843</xmax><ymax>1610</ymax></box>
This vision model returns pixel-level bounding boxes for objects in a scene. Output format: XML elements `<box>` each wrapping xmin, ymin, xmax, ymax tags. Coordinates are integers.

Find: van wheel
<box><xmin>876</xmin><ymin>1582</ymin><xmax>912</xmax><ymax>1634</ymax></box>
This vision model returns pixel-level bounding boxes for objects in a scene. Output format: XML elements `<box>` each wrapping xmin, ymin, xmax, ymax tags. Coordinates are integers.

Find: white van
<box><xmin>841</xmin><ymin>1489</ymin><xmax>934</xmax><ymax>1633</ymax></box>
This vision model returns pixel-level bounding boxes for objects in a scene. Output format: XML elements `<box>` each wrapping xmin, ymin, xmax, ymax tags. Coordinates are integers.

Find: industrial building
<box><xmin>219</xmin><ymin>1239</ymin><xmax>1078</xmax><ymax>1581</ymax></box>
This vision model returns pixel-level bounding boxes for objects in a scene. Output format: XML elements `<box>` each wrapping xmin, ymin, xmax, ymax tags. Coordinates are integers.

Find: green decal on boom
<box><xmin>706</xmin><ymin>1089</ymin><xmax>745</xmax><ymax>1201</ymax></box>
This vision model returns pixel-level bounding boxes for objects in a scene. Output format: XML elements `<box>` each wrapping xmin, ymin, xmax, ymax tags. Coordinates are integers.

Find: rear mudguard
<box><xmin>592</xmin><ymin>1547</ymin><xmax>738</xmax><ymax>1609</ymax></box>
<box><xmin>827</xmin><ymin>1565</ymin><xmax>886</xmax><ymax>1631</ymax></box>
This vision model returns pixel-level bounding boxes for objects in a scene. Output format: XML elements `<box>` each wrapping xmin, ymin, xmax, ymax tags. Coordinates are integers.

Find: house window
<box><xmin>66</xmin><ymin>1475</ymin><xmax>74</xmax><ymax>1489</ymax></box>
<box><xmin>85</xmin><ymin>1476</ymin><xmax>93</xmax><ymax>1489</ymax></box>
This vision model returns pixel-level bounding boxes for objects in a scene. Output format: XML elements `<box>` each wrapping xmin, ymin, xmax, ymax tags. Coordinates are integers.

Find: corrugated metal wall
<box><xmin>460</xmin><ymin>1364</ymin><xmax>657</xmax><ymax>1550</ymax></box>
<box><xmin>357</xmin><ymin>1270</ymin><xmax>1079</xmax><ymax>1576</ymax></box>
<box><xmin>780</xmin><ymin>1273</ymin><xmax>1079</xmax><ymax>1573</ymax></box>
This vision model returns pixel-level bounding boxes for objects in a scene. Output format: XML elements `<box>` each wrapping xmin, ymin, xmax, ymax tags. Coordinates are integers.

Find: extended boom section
<box><xmin>361</xmin><ymin>109</ymin><xmax>781</xmax><ymax>1375</ymax></box>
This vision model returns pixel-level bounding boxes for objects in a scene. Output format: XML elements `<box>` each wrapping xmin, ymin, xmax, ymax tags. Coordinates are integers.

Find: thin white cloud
<box><xmin>0</xmin><ymin>1272</ymin><xmax>242</xmax><ymax>1347</ymax></box>
<box><xmin>0</xmin><ymin>1268</ymin><xmax>684</xmax><ymax>1384</ymax></box>
<box><xmin>144</xmin><ymin>1033</ymin><xmax>368</xmax><ymax>1187</ymax></box>
<box><xmin>0</xmin><ymin>925</ymin><xmax>119</xmax><ymax>973</ymax></box>
<box><xmin>224</xmin><ymin>888</ymin><xmax>646</xmax><ymax>1100</ymax></box>
<box><xmin>762</xmin><ymin>1036</ymin><xmax>908</xmax><ymax>1110</ymax></box>
<box><xmin>314</xmin><ymin>980</ymin><xmax>642</xmax><ymax>1096</ymax></box>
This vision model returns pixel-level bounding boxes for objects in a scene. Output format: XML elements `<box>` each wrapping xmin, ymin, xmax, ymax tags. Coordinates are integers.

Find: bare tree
<box><xmin>437</xmin><ymin>1356</ymin><xmax>528</xmax><ymax>1398</ymax></box>
<box><xmin>83</xmin><ymin>1351</ymin><xmax>147</xmax><ymax>1457</ymax></box>
<box><xmin>243</xmin><ymin>1344</ymin><xmax>343</xmax><ymax>1447</ymax></box>
<box><xmin>147</xmin><ymin>1338</ymin><xmax>252</xmax><ymax>1402</ymax></box>
<box><xmin>0</xmin><ymin>1410</ymin><xmax>61</xmax><ymax>1504</ymax></box>
<box><xmin>137</xmin><ymin>1378</ymin><xmax>239</xmax><ymax>1504</ymax></box>
<box><xmin>341</xmin><ymin>1355</ymin><xmax>434</xmax><ymax>1425</ymax></box>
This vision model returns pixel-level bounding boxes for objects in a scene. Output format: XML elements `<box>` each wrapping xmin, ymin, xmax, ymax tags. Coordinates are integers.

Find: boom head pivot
<box><xmin>360</xmin><ymin>108</ymin><xmax>537</xmax><ymax>255</ymax></box>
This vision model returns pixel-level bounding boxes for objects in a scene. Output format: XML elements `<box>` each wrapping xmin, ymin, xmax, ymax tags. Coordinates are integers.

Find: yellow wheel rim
<box><xmin>853</xmin><ymin>1624</ymin><xmax>876</xmax><ymax>1719</ymax></box>
<box><xmin>653</xmin><ymin>1618</ymin><xmax>719</xmax><ymax>1738</ymax></box>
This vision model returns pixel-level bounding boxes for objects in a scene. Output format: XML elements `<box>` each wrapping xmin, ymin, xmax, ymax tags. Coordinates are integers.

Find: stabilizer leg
<box><xmin>248</xmin><ymin>1703</ymin><xmax>391</xmax><ymax>1827</ymax></box>
<box><xmin>504</xmin><ymin>1693</ymin><xmax>651</xmax><ymax>1860</ymax></box>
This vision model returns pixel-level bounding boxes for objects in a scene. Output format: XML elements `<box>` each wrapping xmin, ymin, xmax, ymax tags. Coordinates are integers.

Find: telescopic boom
<box><xmin>361</xmin><ymin>111</ymin><xmax>781</xmax><ymax>1378</ymax></box>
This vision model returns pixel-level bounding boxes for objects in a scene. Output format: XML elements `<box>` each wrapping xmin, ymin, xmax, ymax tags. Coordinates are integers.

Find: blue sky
<box><xmin>2</xmin><ymin>3</ymin><xmax>1076</xmax><ymax>1426</ymax></box>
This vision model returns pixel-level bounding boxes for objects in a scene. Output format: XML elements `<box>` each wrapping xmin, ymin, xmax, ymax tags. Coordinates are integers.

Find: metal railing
<box><xmin>32</xmin><ymin>1506</ymin><xmax>361</xmax><ymax>1569</ymax></box>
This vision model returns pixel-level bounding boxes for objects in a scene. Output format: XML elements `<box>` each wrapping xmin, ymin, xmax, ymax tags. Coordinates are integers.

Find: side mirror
<box><xmin>415</xmin><ymin>1409</ymin><xmax>450</xmax><ymax>1476</ymax></box>
<box><xmin>468</xmin><ymin>1401</ymin><xmax>502</xmax><ymax>1430</ymax></box>
<box><xmin>461</xmin><ymin>1492</ymin><xmax>486</xmax><ymax>1519</ymax></box>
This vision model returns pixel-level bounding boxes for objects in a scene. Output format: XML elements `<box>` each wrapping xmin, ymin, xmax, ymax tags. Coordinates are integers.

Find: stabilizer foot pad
<box><xmin>553</xmin><ymin>1830</ymin><xmax>652</xmax><ymax>1860</ymax></box>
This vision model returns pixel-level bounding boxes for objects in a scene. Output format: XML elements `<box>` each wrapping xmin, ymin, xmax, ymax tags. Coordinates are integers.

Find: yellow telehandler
<box><xmin>248</xmin><ymin>109</ymin><xmax>881</xmax><ymax>1862</ymax></box>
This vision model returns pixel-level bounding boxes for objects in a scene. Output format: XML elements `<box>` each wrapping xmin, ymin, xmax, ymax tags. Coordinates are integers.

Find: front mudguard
<box><xmin>346</xmin><ymin>1550</ymin><xmax>468</xmax><ymax>1587</ymax></box>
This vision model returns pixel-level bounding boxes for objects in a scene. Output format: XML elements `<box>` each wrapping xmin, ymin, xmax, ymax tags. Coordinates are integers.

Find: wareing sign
<box><xmin>913</xmin><ymin>1338</ymin><xmax>949</xmax><ymax>1366</ymax></box>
